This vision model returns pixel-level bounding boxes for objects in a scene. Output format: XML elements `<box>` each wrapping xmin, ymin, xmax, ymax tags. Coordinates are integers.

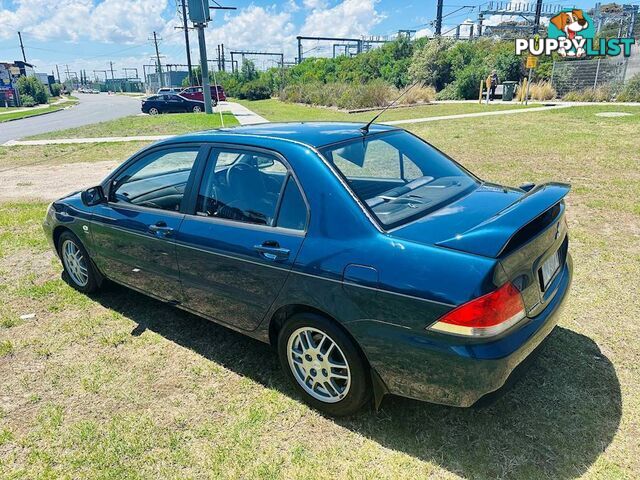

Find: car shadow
<box><xmin>92</xmin><ymin>282</ymin><xmax>621</xmax><ymax>480</ymax></box>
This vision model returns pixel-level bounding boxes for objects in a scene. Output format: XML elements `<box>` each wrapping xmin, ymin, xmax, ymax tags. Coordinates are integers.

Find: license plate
<box><xmin>540</xmin><ymin>251</ymin><xmax>561</xmax><ymax>290</ymax></box>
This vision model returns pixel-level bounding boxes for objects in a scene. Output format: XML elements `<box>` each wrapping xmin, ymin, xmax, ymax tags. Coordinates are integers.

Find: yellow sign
<box><xmin>526</xmin><ymin>55</ymin><xmax>538</xmax><ymax>69</ymax></box>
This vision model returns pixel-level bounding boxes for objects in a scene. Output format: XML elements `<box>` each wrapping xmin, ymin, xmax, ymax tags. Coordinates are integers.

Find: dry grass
<box><xmin>400</xmin><ymin>85</ymin><xmax>436</xmax><ymax>105</ymax></box>
<box><xmin>0</xmin><ymin>104</ymin><xmax>639</xmax><ymax>479</ymax></box>
<box><xmin>528</xmin><ymin>81</ymin><xmax>557</xmax><ymax>101</ymax></box>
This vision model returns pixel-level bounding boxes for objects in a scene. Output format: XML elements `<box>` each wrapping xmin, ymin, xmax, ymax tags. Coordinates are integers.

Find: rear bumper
<box><xmin>366</xmin><ymin>254</ymin><xmax>573</xmax><ymax>407</ymax></box>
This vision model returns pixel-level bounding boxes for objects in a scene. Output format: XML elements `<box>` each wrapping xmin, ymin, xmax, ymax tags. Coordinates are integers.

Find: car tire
<box><xmin>149</xmin><ymin>107</ymin><xmax>159</xmax><ymax>115</ymax></box>
<box><xmin>277</xmin><ymin>313</ymin><xmax>371</xmax><ymax>416</ymax></box>
<box><xmin>57</xmin><ymin>231</ymin><xmax>100</xmax><ymax>294</ymax></box>
<box><xmin>192</xmin><ymin>105</ymin><xmax>202</xmax><ymax>113</ymax></box>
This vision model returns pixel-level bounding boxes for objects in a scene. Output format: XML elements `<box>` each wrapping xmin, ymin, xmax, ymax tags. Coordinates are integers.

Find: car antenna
<box><xmin>360</xmin><ymin>80</ymin><xmax>421</xmax><ymax>135</ymax></box>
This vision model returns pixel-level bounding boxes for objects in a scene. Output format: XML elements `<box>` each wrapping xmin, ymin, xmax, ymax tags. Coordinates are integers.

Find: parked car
<box><xmin>141</xmin><ymin>94</ymin><xmax>214</xmax><ymax>114</ymax></box>
<box><xmin>43</xmin><ymin>122</ymin><xmax>572</xmax><ymax>416</ymax></box>
<box><xmin>156</xmin><ymin>87</ymin><xmax>183</xmax><ymax>94</ymax></box>
<box><xmin>180</xmin><ymin>85</ymin><xmax>226</xmax><ymax>102</ymax></box>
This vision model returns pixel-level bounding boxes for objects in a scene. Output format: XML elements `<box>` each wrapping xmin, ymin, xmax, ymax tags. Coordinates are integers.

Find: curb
<box><xmin>0</xmin><ymin>103</ymin><xmax>78</xmax><ymax>124</ymax></box>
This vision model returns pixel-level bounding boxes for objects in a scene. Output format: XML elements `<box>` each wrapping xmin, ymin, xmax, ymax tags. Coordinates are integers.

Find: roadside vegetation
<box><xmin>25</xmin><ymin>112</ymin><xmax>238</xmax><ymax>140</ymax></box>
<box><xmin>0</xmin><ymin>104</ymin><xmax>638</xmax><ymax>478</ymax></box>
<box><xmin>235</xmin><ymin>98</ymin><xmax>536</xmax><ymax>122</ymax></box>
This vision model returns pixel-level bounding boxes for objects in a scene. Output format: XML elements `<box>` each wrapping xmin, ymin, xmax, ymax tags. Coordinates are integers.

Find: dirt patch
<box><xmin>0</xmin><ymin>160</ymin><xmax>118</xmax><ymax>201</ymax></box>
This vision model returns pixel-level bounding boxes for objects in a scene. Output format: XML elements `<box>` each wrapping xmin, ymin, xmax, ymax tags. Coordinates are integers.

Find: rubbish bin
<box><xmin>502</xmin><ymin>81</ymin><xmax>517</xmax><ymax>101</ymax></box>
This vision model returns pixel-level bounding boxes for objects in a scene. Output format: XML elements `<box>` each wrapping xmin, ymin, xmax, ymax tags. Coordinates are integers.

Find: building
<box><xmin>0</xmin><ymin>62</ymin><xmax>21</xmax><ymax>107</ymax></box>
<box><xmin>145</xmin><ymin>71</ymin><xmax>189</xmax><ymax>93</ymax></box>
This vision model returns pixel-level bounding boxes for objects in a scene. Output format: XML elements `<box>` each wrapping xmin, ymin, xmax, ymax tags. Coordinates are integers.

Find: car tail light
<box><xmin>427</xmin><ymin>282</ymin><xmax>526</xmax><ymax>338</ymax></box>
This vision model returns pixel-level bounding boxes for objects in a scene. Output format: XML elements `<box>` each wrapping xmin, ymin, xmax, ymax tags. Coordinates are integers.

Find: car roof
<box><xmin>159</xmin><ymin>122</ymin><xmax>400</xmax><ymax>149</ymax></box>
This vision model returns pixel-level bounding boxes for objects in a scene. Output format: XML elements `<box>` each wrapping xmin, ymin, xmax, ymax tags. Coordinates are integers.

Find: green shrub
<box><xmin>50</xmin><ymin>83</ymin><xmax>62</xmax><ymax>97</ymax></box>
<box><xmin>239</xmin><ymin>79</ymin><xmax>272</xmax><ymax>100</ymax></box>
<box><xmin>617</xmin><ymin>74</ymin><xmax>640</xmax><ymax>102</ymax></box>
<box><xmin>435</xmin><ymin>83</ymin><xmax>462</xmax><ymax>100</ymax></box>
<box><xmin>20</xmin><ymin>94</ymin><xmax>37</xmax><ymax>107</ymax></box>
<box><xmin>16</xmin><ymin>76</ymin><xmax>48</xmax><ymax>104</ymax></box>
<box><xmin>453</xmin><ymin>64</ymin><xmax>490</xmax><ymax>100</ymax></box>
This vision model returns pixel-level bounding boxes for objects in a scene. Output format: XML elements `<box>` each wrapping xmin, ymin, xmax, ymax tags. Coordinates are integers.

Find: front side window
<box><xmin>196</xmin><ymin>148</ymin><xmax>291</xmax><ymax>226</ymax></box>
<box><xmin>111</xmin><ymin>147</ymin><xmax>199</xmax><ymax>211</ymax></box>
<box><xmin>320</xmin><ymin>131</ymin><xmax>478</xmax><ymax>228</ymax></box>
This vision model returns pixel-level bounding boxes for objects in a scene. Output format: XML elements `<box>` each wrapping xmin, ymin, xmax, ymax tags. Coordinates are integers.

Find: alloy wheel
<box><xmin>287</xmin><ymin>327</ymin><xmax>351</xmax><ymax>403</ymax></box>
<box><xmin>193</xmin><ymin>105</ymin><xmax>202</xmax><ymax>113</ymax></box>
<box><xmin>61</xmin><ymin>239</ymin><xmax>89</xmax><ymax>287</ymax></box>
<box><xmin>149</xmin><ymin>107</ymin><xmax>159</xmax><ymax>115</ymax></box>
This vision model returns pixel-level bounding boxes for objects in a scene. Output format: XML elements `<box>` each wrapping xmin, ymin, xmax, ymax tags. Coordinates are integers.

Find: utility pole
<box><xmin>435</xmin><ymin>0</ymin><xmax>444</xmax><ymax>36</ymax></box>
<box><xmin>17</xmin><ymin>32</ymin><xmax>27</xmax><ymax>62</ymax></box>
<box><xmin>151</xmin><ymin>31</ymin><xmax>164</xmax><ymax>87</ymax></box>
<box><xmin>533</xmin><ymin>0</ymin><xmax>543</xmax><ymax>35</ymax></box>
<box><xmin>55</xmin><ymin>65</ymin><xmax>61</xmax><ymax>84</ymax></box>
<box><xmin>179</xmin><ymin>0</ymin><xmax>194</xmax><ymax>86</ymax></box>
<box><xmin>221</xmin><ymin>43</ymin><xmax>226</xmax><ymax>72</ymax></box>
<box><xmin>109</xmin><ymin>61</ymin><xmax>115</xmax><ymax>80</ymax></box>
<box><xmin>196</xmin><ymin>25</ymin><xmax>212</xmax><ymax>113</ymax></box>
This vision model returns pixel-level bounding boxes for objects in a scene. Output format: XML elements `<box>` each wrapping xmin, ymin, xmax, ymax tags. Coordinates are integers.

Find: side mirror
<box><xmin>81</xmin><ymin>186</ymin><xmax>106</xmax><ymax>206</ymax></box>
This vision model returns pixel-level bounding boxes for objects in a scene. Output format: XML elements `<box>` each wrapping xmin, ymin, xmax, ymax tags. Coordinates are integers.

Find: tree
<box><xmin>240</xmin><ymin>60</ymin><xmax>259</xmax><ymax>82</ymax></box>
<box><xmin>409</xmin><ymin>38</ymin><xmax>455</xmax><ymax>90</ymax></box>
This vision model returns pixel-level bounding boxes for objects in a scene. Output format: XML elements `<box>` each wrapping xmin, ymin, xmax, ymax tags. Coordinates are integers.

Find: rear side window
<box><xmin>276</xmin><ymin>177</ymin><xmax>307</xmax><ymax>231</ymax></box>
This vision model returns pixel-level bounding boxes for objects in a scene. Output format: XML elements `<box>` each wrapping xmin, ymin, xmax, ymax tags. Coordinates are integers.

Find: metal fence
<box><xmin>550</xmin><ymin>57</ymin><xmax>627</xmax><ymax>96</ymax></box>
<box><xmin>550</xmin><ymin>44</ymin><xmax>639</xmax><ymax>96</ymax></box>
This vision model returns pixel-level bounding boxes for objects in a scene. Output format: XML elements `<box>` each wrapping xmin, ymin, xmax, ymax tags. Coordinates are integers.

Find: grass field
<box><xmin>235</xmin><ymin>98</ymin><xmax>539</xmax><ymax>123</ymax></box>
<box><xmin>0</xmin><ymin>104</ymin><xmax>69</xmax><ymax>123</ymax></box>
<box><xmin>0</xmin><ymin>97</ymin><xmax>79</xmax><ymax>123</ymax></box>
<box><xmin>25</xmin><ymin>112</ymin><xmax>238</xmax><ymax>140</ymax></box>
<box><xmin>0</xmin><ymin>143</ymin><xmax>147</xmax><ymax>171</ymax></box>
<box><xmin>0</xmin><ymin>103</ymin><xmax>638</xmax><ymax>479</ymax></box>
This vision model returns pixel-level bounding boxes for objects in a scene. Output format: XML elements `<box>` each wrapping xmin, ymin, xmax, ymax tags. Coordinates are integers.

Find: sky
<box><xmin>0</xmin><ymin>0</ymin><xmax>599</xmax><ymax>80</ymax></box>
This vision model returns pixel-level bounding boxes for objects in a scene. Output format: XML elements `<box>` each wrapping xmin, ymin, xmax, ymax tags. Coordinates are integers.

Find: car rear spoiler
<box><xmin>436</xmin><ymin>183</ymin><xmax>571</xmax><ymax>258</ymax></box>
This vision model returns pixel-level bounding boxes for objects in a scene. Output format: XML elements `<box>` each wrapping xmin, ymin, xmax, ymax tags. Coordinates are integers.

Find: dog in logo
<box><xmin>550</xmin><ymin>9</ymin><xmax>589</xmax><ymax>57</ymax></box>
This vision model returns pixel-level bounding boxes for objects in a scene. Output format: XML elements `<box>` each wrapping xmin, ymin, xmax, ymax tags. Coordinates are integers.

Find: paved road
<box><xmin>0</xmin><ymin>93</ymin><xmax>141</xmax><ymax>144</ymax></box>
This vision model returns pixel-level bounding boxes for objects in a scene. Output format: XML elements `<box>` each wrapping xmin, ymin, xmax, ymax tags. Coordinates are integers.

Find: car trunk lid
<box><xmin>390</xmin><ymin>182</ymin><xmax>570</xmax><ymax>315</ymax></box>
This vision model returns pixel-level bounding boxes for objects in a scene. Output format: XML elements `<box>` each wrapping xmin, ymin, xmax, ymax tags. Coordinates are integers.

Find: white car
<box><xmin>156</xmin><ymin>87</ymin><xmax>183</xmax><ymax>95</ymax></box>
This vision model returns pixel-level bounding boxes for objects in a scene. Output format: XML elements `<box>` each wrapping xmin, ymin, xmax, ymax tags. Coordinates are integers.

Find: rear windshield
<box><xmin>319</xmin><ymin>131</ymin><xmax>478</xmax><ymax>229</ymax></box>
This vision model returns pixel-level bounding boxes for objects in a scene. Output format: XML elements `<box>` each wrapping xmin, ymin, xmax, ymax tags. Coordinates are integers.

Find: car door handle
<box><xmin>254</xmin><ymin>242</ymin><xmax>290</xmax><ymax>261</ymax></box>
<box><xmin>148</xmin><ymin>221</ymin><xmax>174</xmax><ymax>237</ymax></box>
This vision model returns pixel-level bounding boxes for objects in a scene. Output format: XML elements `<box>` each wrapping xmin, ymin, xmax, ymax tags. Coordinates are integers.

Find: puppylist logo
<box><xmin>515</xmin><ymin>9</ymin><xmax>635</xmax><ymax>58</ymax></box>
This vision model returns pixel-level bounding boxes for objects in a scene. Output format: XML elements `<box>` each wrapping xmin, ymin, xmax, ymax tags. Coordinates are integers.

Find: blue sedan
<box><xmin>43</xmin><ymin>122</ymin><xmax>572</xmax><ymax>416</ymax></box>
